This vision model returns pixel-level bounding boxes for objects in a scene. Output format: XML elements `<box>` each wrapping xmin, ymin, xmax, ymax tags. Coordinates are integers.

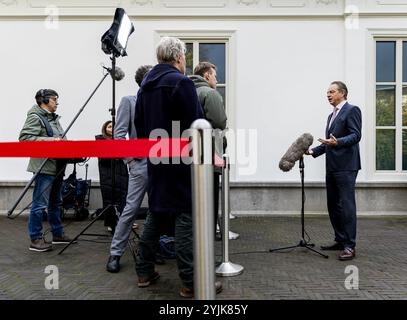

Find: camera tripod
<box><xmin>269</xmin><ymin>157</ymin><xmax>328</xmax><ymax>259</ymax></box>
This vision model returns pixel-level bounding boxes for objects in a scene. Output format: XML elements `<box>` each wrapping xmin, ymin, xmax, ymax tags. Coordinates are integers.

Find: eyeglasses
<box><xmin>49</xmin><ymin>97</ymin><xmax>58</xmax><ymax>102</ymax></box>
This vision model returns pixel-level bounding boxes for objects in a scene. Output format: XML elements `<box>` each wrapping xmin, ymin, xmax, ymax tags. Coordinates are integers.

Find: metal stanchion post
<box><xmin>216</xmin><ymin>154</ymin><xmax>244</xmax><ymax>277</ymax></box>
<box><xmin>221</xmin><ymin>154</ymin><xmax>238</xmax><ymax>240</ymax></box>
<box><xmin>191</xmin><ymin>119</ymin><xmax>215</xmax><ymax>300</ymax></box>
<box><xmin>224</xmin><ymin>162</ymin><xmax>239</xmax><ymax>240</ymax></box>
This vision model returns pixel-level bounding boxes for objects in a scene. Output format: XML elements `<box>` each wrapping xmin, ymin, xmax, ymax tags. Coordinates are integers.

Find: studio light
<box><xmin>101</xmin><ymin>8</ymin><xmax>135</xmax><ymax>57</ymax></box>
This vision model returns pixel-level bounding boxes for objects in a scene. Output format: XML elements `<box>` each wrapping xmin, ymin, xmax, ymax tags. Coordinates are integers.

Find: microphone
<box><xmin>279</xmin><ymin>133</ymin><xmax>314</xmax><ymax>172</ymax></box>
<box><xmin>103</xmin><ymin>66</ymin><xmax>125</xmax><ymax>81</ymax></box>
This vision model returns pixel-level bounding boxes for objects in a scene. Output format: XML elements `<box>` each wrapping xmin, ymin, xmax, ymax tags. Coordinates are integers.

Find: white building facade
<box><xmin>0</xmin><ymin>0</ymin><xmax>406</xmax><ymax>214</ymax></box>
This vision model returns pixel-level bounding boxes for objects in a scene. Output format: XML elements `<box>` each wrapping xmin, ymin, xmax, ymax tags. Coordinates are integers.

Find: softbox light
<box><xmin>101</xmin><ymin>8</ymin><xmax>135</xmax><ymax>57</ymax></box>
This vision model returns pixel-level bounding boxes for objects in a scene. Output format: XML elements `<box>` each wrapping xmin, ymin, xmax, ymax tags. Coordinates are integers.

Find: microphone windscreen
<box><xmin>114</xmin><ymin>67</ymin><xmax>125</xmax><ymax>81</ymax></box>
<box><xmin>279</xmin><ymin>133</ymin><xmax>313</xmax><ymax>172</ymax></box>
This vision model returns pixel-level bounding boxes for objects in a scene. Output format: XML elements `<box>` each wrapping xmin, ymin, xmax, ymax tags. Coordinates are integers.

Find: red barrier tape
<box><xmin>0</xmin><ymin>139</ymin><xmax>190</xmax><ymax>158</ymax></box>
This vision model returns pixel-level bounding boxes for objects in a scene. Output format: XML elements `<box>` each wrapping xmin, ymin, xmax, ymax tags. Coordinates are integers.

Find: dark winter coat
<box><xmin>135</xmin><ymin>63</ymin><xmax>203</xmax><ymax>214</ymax></box>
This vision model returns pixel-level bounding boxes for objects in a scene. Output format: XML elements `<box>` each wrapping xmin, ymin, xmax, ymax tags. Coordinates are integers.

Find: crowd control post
<box><xmin>216</xmin><ymin>154</ymin><xmax>244</xmax><ymax>277</ymax></box>
<box><xmin>191</xmin><ymin>119</ymin><xmax>215</xmax><ymax>300</ymax></box>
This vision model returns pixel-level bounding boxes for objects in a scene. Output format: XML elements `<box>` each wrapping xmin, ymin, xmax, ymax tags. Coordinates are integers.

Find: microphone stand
<box><xmin>8</xmin><ymin>72</ymin><xmax>110</xmax><ymax>219</ymax></box>
<box><xmin>269</xmin><ymin>157</ymin><xmax>328</xmax><ymax>259</ymax></box>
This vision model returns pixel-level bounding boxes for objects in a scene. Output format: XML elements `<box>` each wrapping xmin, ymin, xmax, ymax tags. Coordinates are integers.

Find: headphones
<box><xmin>40</xmin><ymin>89</ymin><xmax>50</xmax><ymax>105</ymax></box>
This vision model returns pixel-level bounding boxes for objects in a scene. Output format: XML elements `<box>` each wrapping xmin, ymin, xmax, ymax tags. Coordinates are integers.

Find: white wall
<box><xmin>0</xmin><ymin>17</ymin><xmax>346</xmax><ymax>183</ymax></box>
<box><xmin>233</xmin><ymin>19</ymin><xmax>344</xmax><ymax>182</ymax></box>
<box><xmin>0</xmin><ymin>10</ymin><xmax>403</xmax><ymax>183</ymax></box>
<box><xmin>0</xmin><ymin>19</ymin><xmax>135</xmax><ymax>182</ymax></box>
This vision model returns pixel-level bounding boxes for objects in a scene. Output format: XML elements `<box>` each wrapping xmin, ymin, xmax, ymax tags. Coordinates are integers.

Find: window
<box><xmin>375</xmin><ymin>40</ymin><xmax>407</xmax><ymax>171</ymax></box>
<box><xmin>183</xmin><ymin>40</ymin><xmax>227</xmax><ymax>107</ymax></box>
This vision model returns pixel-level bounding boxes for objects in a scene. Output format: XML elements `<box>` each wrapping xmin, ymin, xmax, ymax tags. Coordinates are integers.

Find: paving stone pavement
<box><xmin>0</xmin><ymin>214</ymin><xmax>406</xmax><ymax>300</ymax></box>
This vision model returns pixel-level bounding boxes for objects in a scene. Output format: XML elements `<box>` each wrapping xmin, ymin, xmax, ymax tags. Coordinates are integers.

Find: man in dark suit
<box><xmin>307</xmin><ymin>81</ymin><xmax>362</xmax><ymax>261</ymax></box>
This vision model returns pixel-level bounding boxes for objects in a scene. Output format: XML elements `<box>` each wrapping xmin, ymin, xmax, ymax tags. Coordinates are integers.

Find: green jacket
<box><xmin>189</xmin><ymin>75</ymin><xmax>227</xmax><ymax>130</ymax></box>
<box><xmin>190</xmin><ymin>75</ymin><xmax>228</xmax><ymax>169</ymax></box>
<box><xmin>19</xmin><ymin>105</ymin><xmax>65</xmax><ymax>175</ymax></box>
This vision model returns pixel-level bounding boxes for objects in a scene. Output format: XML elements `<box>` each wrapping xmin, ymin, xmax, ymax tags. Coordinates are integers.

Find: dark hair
<box><xmin>331</xmin><ymin>81</ymin><xmax>348</xmax><ymax>99</ymax></box>
<box><xmin>101</xmin><ymin>120</ymin><xmax>112</xmax><ymax>139</ymax></box>
<box><xmin>35</xmin><ymin>89</ymin><xmax>59</xmax><ymax>106</ymax></box>
<box><xmin>135</xmin><ymin>65</ymin><xmax>153</xmax><ymax>87</ymax></box>
<box><xmin>193</xmin><ymin>62</ymin><xmax>216</xmax><ymax>77</ymax></box>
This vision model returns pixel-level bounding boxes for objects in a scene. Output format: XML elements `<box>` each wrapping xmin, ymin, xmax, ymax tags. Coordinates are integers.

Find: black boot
<box><xmin>106</xmin><ymin>255</ymin><xmax>120</xmax><ymax>273</ymax></box>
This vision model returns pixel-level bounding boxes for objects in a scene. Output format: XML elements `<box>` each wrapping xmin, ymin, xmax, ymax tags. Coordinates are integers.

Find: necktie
<box><xmin>329</xmin><ymin>107</ymin><xmax>338</xmax><ymax>128</ymax></box>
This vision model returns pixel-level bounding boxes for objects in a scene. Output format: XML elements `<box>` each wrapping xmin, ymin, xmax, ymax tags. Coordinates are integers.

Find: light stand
<box><xmin>59</xmin><ymin>8</ymin><xmax>134</xmax><ymax>254</ymax></box>
<box><xmin>101</xmin><ymin>54</ymin><xmax>121</xmax><ymax>232</ymax></box>
<box><xmin>59</xmin><ymin>55</ymin><xmax>120</xmax><ymax>255</ymax></box>
<box><xmin>269</xmin><ymin>157</ymin><xmax>328</xmax><ymax>259</ymax></box>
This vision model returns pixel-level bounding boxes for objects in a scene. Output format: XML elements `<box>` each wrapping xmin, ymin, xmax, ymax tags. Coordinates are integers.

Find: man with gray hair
<box><xmin>106</xmin><ymin>65</ymin><xmax>153</xmax><ymax>273</ymax></box>
<box><xmin>134</xmin><ymin>37</ymin><xmax>222</xmax><ymax>297</ymax></box>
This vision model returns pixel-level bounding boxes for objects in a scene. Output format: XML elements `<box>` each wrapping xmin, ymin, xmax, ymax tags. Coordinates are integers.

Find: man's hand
<box><xmin>305</xmin><ymin>149</ymin><xmax>313</xmax><ymax>155</ymax></box>
<box><xmin>318</xmin><ymin>134</ymin><xmax>337</xmax><ymax>146</ymax></box>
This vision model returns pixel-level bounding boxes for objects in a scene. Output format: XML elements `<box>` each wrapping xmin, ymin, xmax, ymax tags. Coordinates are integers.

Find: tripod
<box><xmin>59</xmin><ymin>55</ymin><xmax>121</xmax><ymax>255</ymax></box>
<box><xmin>269</xmin><ymin>157</ymin><xmax>328</xmax><ymax>259</ymax></box>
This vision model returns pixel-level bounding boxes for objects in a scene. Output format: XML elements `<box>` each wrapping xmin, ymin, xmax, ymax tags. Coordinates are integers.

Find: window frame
<box><xmin>184</xmin><ymin>40</ymin><xmax>227</xmax><ymax>106</ymax></box>
<box><xmin>154</xmin><ymin>30</ymin><xmax>237</xmax><ymax>178</ymax></box>
<box><xmin>375</xmin><ymin>38</ymin><xmax>406</xmax><ymax>173</ymax></box>
<box><xmin>366</xmin><ymin>29</ymin><xmax>407</xmax><ymax>181</ymax></box>
<box><xmin>155</xmin><ymin>30</ymin><xmax>235</xmax><ymax>118</ymax></box>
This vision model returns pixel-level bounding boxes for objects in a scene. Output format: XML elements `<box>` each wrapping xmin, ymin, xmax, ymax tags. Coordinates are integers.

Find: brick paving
<box><xmin>0</xmin><ymin>214</ymin><xmax>406</xmax><ymax>300</ymax></box>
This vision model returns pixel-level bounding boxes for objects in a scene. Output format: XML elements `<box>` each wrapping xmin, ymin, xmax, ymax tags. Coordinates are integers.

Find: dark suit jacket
<box><xmin>312</xmin><ymin>102</ymin><xmax>362</xmax><ymax>172</ymax></box>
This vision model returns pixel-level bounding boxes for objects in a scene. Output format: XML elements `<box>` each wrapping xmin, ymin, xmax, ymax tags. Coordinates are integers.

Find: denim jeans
<box><xmin>29</xmin><ymin>173</ymin><xmax>64</xmax><ymax>240</ymax></box>
<box><xmin>136</xmin><ymin>211</ymin><xmax>193</xmax><ymax>289</ymax></box>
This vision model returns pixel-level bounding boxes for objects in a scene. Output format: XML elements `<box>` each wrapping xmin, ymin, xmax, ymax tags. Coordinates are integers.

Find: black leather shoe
<box><xmin>320</xmin><ymin>242</ymin><xmax>343</xmax><ymax>251</ymax></box>
<box><xmin>106</xmin><ymin>255</ymin><xmax>120</xmax><ymax>273</ymax></box>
